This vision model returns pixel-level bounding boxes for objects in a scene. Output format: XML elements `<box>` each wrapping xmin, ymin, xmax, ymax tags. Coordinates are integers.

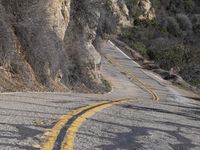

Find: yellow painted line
<box><xmin>41</xmin><ymin>54</ymin><xmax>159</xmax><ymax>150</ymax></box>
<box><xmin>41</xmin><ymin>100</ymin><xmax>115</xmax><ymax>150</ymax></box>
<box><xmin>61</xmin><ymin>99</ymin><xmax>130</xmax><ymax>150</ymax></box>
<box><xmin>41</xmin><ymin>98</ymin><xmax>130</xmax><ymax>150</ymax></box>
<box><xmin>105</xmin><ymin>55</ymin><xmax>159</xmax><ymax>101</ymax></box>
<box><xmin>131</xmin><ymin>75</ymin><xmax>159</xmax><ymax>101</ymax></box>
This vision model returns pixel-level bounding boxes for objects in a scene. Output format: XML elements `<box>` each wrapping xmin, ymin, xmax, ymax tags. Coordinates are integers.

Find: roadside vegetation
<box><xmin>101</xmin><ymin>78</ymin><xmax>112</xmax><ymax>92</ymax></box>
<box><xmin>120</xmin><ymin>0</ymin><xmax>200</xmax><ymax>88</ymax></box>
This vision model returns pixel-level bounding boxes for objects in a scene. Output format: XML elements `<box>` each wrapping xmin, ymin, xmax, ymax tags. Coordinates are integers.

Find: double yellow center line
<box><xmin>41</xmin><ymin>98</ymin><xmax>131</xmax><ymax>150</ymax></box>
<box><xmin>105</xmin><ymin>55</ymin><xmax>159</xmax><ymax>101</ymax></box>
<box><xmin>41</xmin><ymin>55</ymin><xmax>159</xmax><ymax>150</ymax></box>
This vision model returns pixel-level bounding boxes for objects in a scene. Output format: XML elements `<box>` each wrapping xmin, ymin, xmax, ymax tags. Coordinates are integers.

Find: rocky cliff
<box><xmin>0</xmin><ymin>0</ymin><xmax>129</xmax><ymax>92</ymax></box>
<box><xmin>1</xmin><ymin>0</ymin><xmax>198</xmax><ymax>92</ymax></box>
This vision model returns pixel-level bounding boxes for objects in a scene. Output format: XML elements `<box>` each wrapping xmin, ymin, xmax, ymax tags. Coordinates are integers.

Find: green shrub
<box><xmin>176</xmin><ymin>14</ymin><xmax>193</xmax><ymax>31</ymax></box>
<box><xmin>134</xmin><ymin>18</ymin><xmax>157</xmax><ymax>27</ymax></box>
<box><xmin>190</xmin><ymin>77</ymin><xmax>200</xmax><ymax>88</ymax></box>
<box><xmin>166</xmin><ymin>0</ymin><xmax>195</xmax><ymax>14</ymax></box>
<box><xmin>101</xmin><ymin>78</ymin><xmax>112</xmax><ymax>92</ymax></box>
<box><xmin>154</xmin><ymin>44</ymin><xmax>187</xmax><ymax>70</ymax></box>
<box><xmin>133</xmin><ymin>42</ymin><xmax>148</xmax><ymax>56</ymax></box>
<box><xmin>166</xmin><ymin>16</ymin><xmax>181</xmax><ymax>36</ymax></box>
<box><xmin>194</xmin><ymin>23</ymin><xmax>200</xmax><ymax>33</ymax></box>
<box><xmin>121</xmin><ymin>29</ymin><xmax>133</xmax><ymax>40</ymax></box>
<box><xmin>183</xmin><ymin>0</ymin><xmax>195</xmax><ymax>12</ymax></box>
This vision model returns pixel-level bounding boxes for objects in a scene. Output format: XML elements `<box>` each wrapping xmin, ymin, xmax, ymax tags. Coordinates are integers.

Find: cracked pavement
<box><xmin>0</xmin><ymin>41</ymin><xmax>200</xmax><ymax>150</ymax></box>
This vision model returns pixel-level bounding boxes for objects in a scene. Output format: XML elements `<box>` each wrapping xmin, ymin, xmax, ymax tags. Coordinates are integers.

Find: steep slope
<box><xmin>0</xmin><ymin>0</ymin><xmax>129</xmax><ymax>92</ymax></box>
<box><xmin>119</xmin><ymin>0</ymin><xmax>200</xmax><ymax>89</ymax></box>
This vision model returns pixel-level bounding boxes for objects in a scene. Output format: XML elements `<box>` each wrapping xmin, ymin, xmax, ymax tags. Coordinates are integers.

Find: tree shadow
<box><xmin>0</xmin><ymin>123</ymin><xmax>44</xmax><ymax>150</ymax></box>
<box><xmin>122</xmin><ymin>104</ymin><xmax>200</xmax><ymax>121</ymax></box>
<box><xmin>87</xmin><ymin>118</ymin><xmax>198</xmax><ymax>150</ymax></box>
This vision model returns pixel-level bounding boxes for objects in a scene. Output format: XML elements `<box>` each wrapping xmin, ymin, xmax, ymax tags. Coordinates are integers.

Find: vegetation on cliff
<box><xmin>120</xmin><ymin>0</ymin><xmax>200</xmax><ymax>88</ymax></box>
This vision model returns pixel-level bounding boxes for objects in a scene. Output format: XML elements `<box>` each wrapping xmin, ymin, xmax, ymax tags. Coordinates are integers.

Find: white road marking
<box><xmin>144</xmin><ymin>71</ymin><xmax>165</xmax><ymax>82</ymax></box>
<box><xmin>108</xmin><ymin>41</ymin><xmax>168</xmax><ymax>86</ymax></box>
<box><xmin>108</xmin><ymin>41</ymin><xmax>140</xmax><ymax>67</ymax></box>
<box><xmin>109</xmin><ymin>41</ymin><xmax>162</xmax><ymax>76</ymax></box>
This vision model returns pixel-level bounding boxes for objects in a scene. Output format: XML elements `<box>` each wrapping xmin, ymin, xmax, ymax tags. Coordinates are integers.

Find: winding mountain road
<box><xmin>0</xmin><ymin>41</ymin><xmax>200</xmax><ymax>150</ymax></box>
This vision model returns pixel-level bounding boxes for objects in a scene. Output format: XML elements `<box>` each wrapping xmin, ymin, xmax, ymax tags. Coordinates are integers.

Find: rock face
<box><xmin>138</xmin><ymin>0</ymin><xmax>156</xmax><ymax>20</ymax></box>
<box><xmin>0</xmin><ymin>0</ymin><xmax>129</xmax><ymax>92</ymax></box>
<box><xmin>0</xmin><ymin>0</ymin><xmax>71</xmax><ymax>92</ymax></box>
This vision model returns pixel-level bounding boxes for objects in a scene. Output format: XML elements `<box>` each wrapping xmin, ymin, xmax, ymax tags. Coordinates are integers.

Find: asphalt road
<box><xmin>0</xmin><ymin>41</ymin><xmax>200</xmax><ymax>150</ymax></box>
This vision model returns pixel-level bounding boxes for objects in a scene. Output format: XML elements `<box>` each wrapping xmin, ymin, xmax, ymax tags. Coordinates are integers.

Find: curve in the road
<box><xmin>42</xmin><ymin>47</ymin><xmax>160</xmax><ymax>150</ymax></box>
<box><xmin>104</xmin><ymin>55</ymin><xmax>159</xmax><ymax>101</ymax></box>
<box><xmin>41</xmin><ymin>98</ymin><xmax>131</xmax><ymax>150</ymax></box>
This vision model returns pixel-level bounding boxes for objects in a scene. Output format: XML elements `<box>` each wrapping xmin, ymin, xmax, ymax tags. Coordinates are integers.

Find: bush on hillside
<box><xmin>166</xmin><ymin>16</ymin><xmax>181</xmax><ymax>36</ymax></box>
<box><xmin>194</xmin><ymin>23</ymin><xmax>200</xmax><ymax>33</ymax></box>
<box><xmin>133</xmin><ymin>41</ymin><xmax>148</xmax><ymax>56</ymax></box>
<box><xmin>190</xmin><ymin>77</ymin><xmax>200</xmax><ymax>88</ymax></box>
<box><xmin>153</xmin><ymin>44</ymin><xmax>187</xmax><ymax>70</ymax></box>
<box><xmin>176</xmin><ymin>14</ymin><xmax>193</xmax><ymax>31</ymax></box>
<box><xmin>166</xmin><ymin>0</ymin><xmax>195</xmax><ymax>14</ymax></box>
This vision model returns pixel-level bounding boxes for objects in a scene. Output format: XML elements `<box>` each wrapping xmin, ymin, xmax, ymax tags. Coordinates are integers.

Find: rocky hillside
<box><xmin>1</xmin><ymin>0</ymin><xmax>199</xmax><ymax>92</ymax></box>
<box><xmin>119</xmin><ymin>0</ymin><xmax>200</xmax><ymax>89</ymax></box>
<box><xmin>0</xmin><ymin>0</ymin><xmax>129</xmax><ymax>92</ymax></box>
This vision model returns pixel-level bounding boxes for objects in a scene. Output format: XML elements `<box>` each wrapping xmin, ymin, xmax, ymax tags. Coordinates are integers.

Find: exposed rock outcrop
<box><xmin>0</xmin><ymin>0</ymin><xmax>130</xmax><ymax>92</ymax></box>
<box><xmin>138</xmin><ymin>0</ymin><xmax>156</xmax><ymax>20</ymax></box>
